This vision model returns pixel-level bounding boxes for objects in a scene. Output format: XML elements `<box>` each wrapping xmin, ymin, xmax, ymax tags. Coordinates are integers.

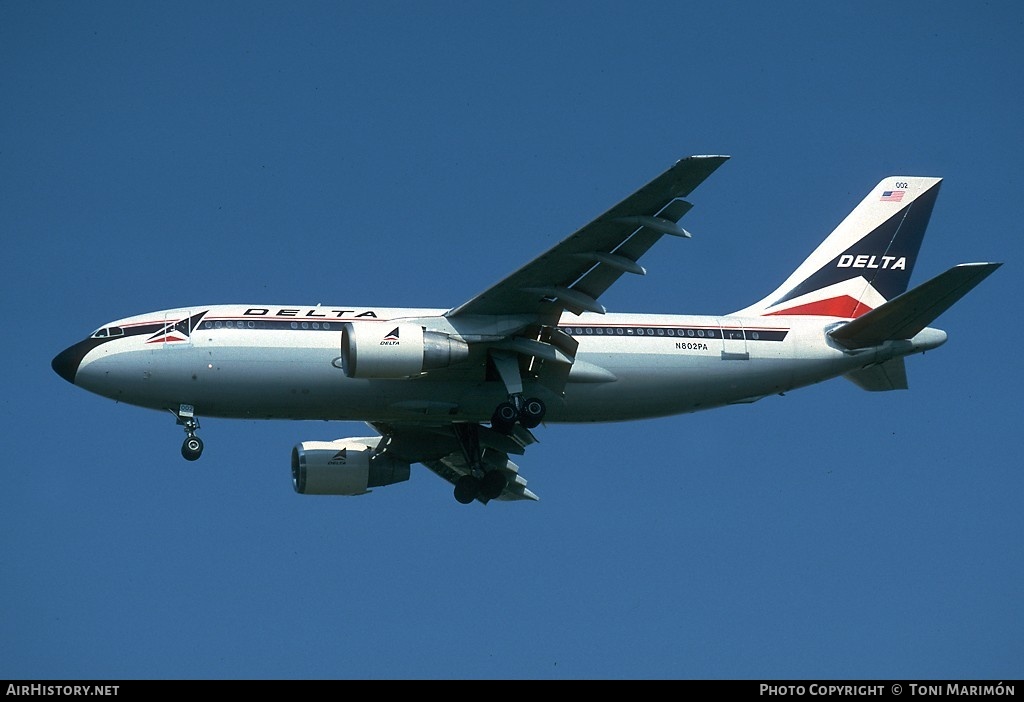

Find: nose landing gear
<box><xmin>181</xmin><ymin>431</ymin><xmax>203</xmax><ymax>461</ymax></box>
<box><xmin>170</xmin><ymin>404</ymin><xmax>204</xmax><ymax>461</ymax></box>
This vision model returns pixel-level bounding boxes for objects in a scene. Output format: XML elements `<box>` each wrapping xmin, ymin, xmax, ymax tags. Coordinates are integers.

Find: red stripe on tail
<box><xmin>765</xmin><ymin>295</ymin><xmax>872</xmax><ymax>318</ymax></box>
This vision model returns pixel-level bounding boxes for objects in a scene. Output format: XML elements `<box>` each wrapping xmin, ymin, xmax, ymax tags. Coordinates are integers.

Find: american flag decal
<box><xmin>880</xmin><ymin>190</ymin><xmax>905</xmax><ymax>202</ymax></box>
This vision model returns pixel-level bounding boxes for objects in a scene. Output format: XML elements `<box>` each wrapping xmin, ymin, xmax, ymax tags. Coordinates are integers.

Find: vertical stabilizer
<box><xmin>733</xmin><ymin>177</ymin><xmax>942</xmax><ymax>318</ymax></box>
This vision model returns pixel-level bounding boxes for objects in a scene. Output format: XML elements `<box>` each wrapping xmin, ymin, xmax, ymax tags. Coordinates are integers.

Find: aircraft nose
<box><xmin>52</xmin><ymin>343</ymin><xmax>84</xmax><ymax>384</ymax></box>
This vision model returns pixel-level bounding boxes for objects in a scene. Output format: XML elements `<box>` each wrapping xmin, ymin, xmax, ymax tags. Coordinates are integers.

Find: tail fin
<box><xmin>733</xmin><ymin>176</ymin><xmax>942</xmax><ymax>317</ymax></box>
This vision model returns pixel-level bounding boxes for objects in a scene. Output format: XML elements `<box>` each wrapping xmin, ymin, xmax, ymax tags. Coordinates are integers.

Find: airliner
<box><xmin>51</xmin><ymin>155</ymin><xmax>1001</xmax><ymax>505</ymax></box>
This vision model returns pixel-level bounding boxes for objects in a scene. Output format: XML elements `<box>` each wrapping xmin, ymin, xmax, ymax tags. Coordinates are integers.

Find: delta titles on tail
<box><xmin>51</xmin><ymin>156</ymin><xmax>1001</xmax><ymax>505</ymax></box>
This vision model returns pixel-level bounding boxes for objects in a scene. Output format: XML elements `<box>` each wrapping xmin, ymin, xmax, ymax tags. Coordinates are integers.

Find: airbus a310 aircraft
<box><xmin>52</xmin><ymin>156</ymin><xmax>1001</xmax><ymax>505</ymax></box>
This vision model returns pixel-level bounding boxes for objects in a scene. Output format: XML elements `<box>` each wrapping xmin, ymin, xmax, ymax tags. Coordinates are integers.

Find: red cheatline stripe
<box><xmin>764</xmin><ymin>295</ymin><xmax>872</xmax><ymax>318</ymax></box>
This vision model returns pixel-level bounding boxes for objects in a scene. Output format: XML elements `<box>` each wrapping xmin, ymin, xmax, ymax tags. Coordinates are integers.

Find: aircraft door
<box><xmin>717</xmin><ymin>318</ymin><xmax>749</xmax><ymax>360</ymax></box>
<box><xmin>162</xmin><ymin>309</ymin><xmax>196</xmax><ymax>348</ymax></box>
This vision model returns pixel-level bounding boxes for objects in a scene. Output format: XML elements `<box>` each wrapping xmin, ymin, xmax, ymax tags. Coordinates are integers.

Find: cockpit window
<box><xmin>91</xmin><ymin>326</ymin><xmax>124</xmax><ymax>339</ymax></box>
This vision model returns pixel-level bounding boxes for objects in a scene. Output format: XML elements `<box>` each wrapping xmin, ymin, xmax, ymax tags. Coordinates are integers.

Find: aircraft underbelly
<box><xmin>559</xmin><ymin>357</ymin><xmax>795</xmax><ymax>420</ymax></box>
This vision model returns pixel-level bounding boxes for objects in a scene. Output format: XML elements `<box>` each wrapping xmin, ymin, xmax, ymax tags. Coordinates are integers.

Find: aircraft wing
<box><xmin>368</xmin><ymin>421</ymin><xmax>541</xmax><ymax>503</ymax></box>
<box><xmin>446</xmin><ymin>155</ymin><xmax>729</xmax><ymax>320</ymax></box>
<box><xmin>372</xmin><ymin>156</ymin><xmax>729</xmax><ymax>503</ymax></box>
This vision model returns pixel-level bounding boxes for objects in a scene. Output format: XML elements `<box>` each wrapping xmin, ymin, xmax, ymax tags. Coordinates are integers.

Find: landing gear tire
<box><xmin>479</xmin><ymin>470</ymin><xmax>508</xmax><ymax>500</ymax></box>
<box><xmin>490</xmin><ymin>402</ymin><xmax>518</xmax><ymax>434</ymax></box>
<box><xmin>454</xmin><ymin>475</ymin><xmax>480</xmax><ymax>504</ymax></box>
<box><xmin>520</xmin><ymin>397</ymin><xmax>546</xmax><ymax>429</ymax></box>
<box><xmin>181</xmin><ymin>435</ymin><xmax>204</xmax><ymax>461</ymax></box>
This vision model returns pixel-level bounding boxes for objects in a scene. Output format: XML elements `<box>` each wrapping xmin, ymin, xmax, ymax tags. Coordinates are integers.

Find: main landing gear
<box><xmin>488</xmin><ymin>350</ymin><xmax>546</xmax><ymax>435</ymax></box>
<box><xmin>449</xmin><ymin>350</ymin><xmax>548</xmax><ymax>505</ymax></box>
<box><xmin>171</xmin><ymin>404</ymin><xmax>204</xmax><ymax>461</ymax></box>
<box><xmin>490</xmin><ymin>394</ymin><xmax>546</xmax><ymax>434</ymax></box>
<box><xmin>451</xmin><ymin>423</ymin><xmax>508</xmax><ymax>505</ymax></box>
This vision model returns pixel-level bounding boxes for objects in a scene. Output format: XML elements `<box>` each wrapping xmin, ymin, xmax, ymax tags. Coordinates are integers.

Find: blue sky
<box><xmin>2</xmin><ymin>1</ymin><xmax>1020</xmax><ymax>680</ymax></box>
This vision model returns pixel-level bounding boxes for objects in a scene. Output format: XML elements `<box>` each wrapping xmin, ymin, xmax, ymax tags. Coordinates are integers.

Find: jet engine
<box><xmin>340</xmin><ymin>322</ymin><xmax>470</xmax><ymax>378</ymax></box>
<box><xmin>292</xmin><ymin>438</ymin><xmax>411</xmax><ymax>495</ymax></box>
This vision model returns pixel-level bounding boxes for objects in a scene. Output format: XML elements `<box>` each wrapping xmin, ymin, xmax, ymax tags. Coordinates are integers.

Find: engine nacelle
<box><xmin>340</xmin><ymin>322</ymin><xmax>469</xmax><ymax>378</ymax></box>
<box><xmin>291</xmin><ymin>438</ymin><xmax>411</xmax><ymax>495</ymax></box>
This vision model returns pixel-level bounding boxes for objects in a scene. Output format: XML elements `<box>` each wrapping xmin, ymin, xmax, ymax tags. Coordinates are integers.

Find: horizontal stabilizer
<box><xmin>829</xmin><ymin>262</ymin><xmax>1001</xmax><ymax>349</ymax></box>
<box><xmin>844</xmin><ymin>358</ymin><xmax>908</xmax><ymax>391</ymax></box>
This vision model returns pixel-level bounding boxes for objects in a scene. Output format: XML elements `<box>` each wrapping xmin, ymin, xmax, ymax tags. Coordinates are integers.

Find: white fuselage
<box><xmin>65</xmin><ymin>304</ymin><xmax>946</xmax><ymax>425</ymax></box>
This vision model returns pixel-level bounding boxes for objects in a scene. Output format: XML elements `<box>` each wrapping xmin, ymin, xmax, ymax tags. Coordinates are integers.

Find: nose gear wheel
<box><xmin>170</xmin><ymin>405</ymin><xmax>204</xmax><ymax>461</ymax></box>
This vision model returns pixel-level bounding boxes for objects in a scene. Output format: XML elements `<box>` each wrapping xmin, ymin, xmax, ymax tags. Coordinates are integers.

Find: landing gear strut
<box><xmin>452</xmin><ymin>424</ymin><xmax>483</xmax><ymax>504</ymax></box>
<box><xmin>488</xmin><ymin>351</ymin><xmax>547</xmax><ymax>434</ymax></box>
<box><xmin>171</xmin><ymin>404</ymin><xmax>204</xmax><ymax>461</ymax></box>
